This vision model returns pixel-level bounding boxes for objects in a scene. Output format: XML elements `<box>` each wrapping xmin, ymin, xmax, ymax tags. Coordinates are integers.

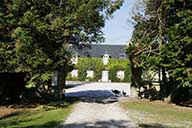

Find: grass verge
<box><xmin>0</xmin><ymin>103</ymin><xmax>73</xmax><ymax>128</ymax></box>
<box><xmin>120</xmin><ymin>99</ymin><xmax>192</xmax><ymax>128</ymax></box>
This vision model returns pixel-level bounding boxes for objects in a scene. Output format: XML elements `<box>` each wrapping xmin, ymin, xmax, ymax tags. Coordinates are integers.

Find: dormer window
<box><xmin>119</xmin><ymin>53</ymin><xmax>126</xmax><ymax>59</ymax></box>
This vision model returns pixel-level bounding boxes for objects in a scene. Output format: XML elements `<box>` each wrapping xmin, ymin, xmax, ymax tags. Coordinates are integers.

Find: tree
<box><xmin>127</xmin><ymin>0</ymin><xmax>192</xmax><ymax>103</ymax></box>
<box><xmin>160</xmin><ymin>0</ymin><xmax>192</xmax><ymax>103</ymax></box>
<box><xmin>0</xmin><ymin>0</ymin><xmax>123</xmax><ymax>99</ymax></box>
<box><xmin>127</xmin><ymin>0</ymin><xmax>163</xmax><ymax>98</ymax></box>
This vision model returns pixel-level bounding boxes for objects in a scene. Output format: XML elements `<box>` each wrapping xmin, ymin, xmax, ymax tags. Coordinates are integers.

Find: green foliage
<box><xmin>127</xmin><ymin>0</ymin><xmax>192</xmax><ymax>103</ymax></box>
<box><xmin>0</xmin><ymin>0</ymin><xmax>123</xmax><ymax>95</ymax></box>
<box><xmin>107</xmin><ymin>59</ymin><xmax>131</xmax><ymax>82</ymax></box>
<box><xmin>70</xmin><ymin>57</ymin><xmax>104</xmax><ymax>81</ymax></box>
<box><xmin>67</xmin><ymin>57</ymin><xmax>131</xmax><ymax>82</ymax></box>
<box><xmin>0</xmin><ymin>105</ymin><xmax>72</xmax><ymax>128</ymax></box>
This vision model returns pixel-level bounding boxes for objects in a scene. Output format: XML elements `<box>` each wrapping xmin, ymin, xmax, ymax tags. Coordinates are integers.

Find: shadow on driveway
<box><xmin>63</xmin><ymin>119</ymin><xmax>135</xmax><ymax>128</ymax></box>
<box><xmin>65</xmin><ymin>90</ymin><xmax>120</xmax><ymax>104</ymax></box>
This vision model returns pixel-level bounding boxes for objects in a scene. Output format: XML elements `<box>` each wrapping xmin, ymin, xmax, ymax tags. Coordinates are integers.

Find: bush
<box><xmin>77</xmin><ymin>58</ymin><xmax>104</xmax><ymax>81</ymax></box>
<box><xmin>66</xmin><ymin>57</ymin><xmax>131</xmax><ymax>82</ymax></box>
<box><xmin>107</xmin><ymin>59</ymin><xmax>131</xmax><ymax>82</ymax></box>
<box><xmin>171</xmin><ymin>87</ymin><xmax>192</xmax><ymax>104</ymax></box>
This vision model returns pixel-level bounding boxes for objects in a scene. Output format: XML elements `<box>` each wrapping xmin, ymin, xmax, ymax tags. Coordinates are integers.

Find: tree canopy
<box><xmin>0</xmin><ymin>0</ymin><xmax>123</xmax><ymax>99</ymax></box>
<box><xmin>127</xmin><ymin>0</ymin><xmax>192</xmax><ymax>103</ymax></box>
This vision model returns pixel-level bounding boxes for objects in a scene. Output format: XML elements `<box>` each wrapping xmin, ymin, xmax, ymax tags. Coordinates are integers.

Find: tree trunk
<box><xmin>162</xmin><ymin>67</ymin><xmax>166</xmax><ymax>90</ymax></box>
<box><xmin>159</xmin><ymin>67</ymin><xmax>164</xmax><ymax>97</ymax></box>
<box><xmin>57</xmin><ymin>66</ymin><xmax>66</xmax><ymax>99</ymax></box>
<box><xmin>159</xmin><ymin>67</ymin><xmax>168</xmax><ymax>98</ymax></box>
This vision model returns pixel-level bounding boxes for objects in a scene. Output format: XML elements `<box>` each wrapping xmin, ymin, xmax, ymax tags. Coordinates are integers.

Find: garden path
<box><xmin>62</xmin><ymin>82</ymin><xmax>137</xmax><ymax>128</ymax></box>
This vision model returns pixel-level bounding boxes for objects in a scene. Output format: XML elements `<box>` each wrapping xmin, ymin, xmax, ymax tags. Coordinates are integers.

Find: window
<box><xmin>119</xmin><ymin>53</ymin><xmax>126</xmax><ymax>59</ymax></box>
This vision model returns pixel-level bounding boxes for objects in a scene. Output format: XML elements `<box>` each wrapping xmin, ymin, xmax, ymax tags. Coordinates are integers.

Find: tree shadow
<box><xmin>4</xmin><ymin>120</ymin><xmax>131</xmax><ymax>128</ymax></box>
<box><xmin>0</xmin><ymin>115</ymin><xmax>42</xmax><ymax>128</ymax></box>
<box><xmin>65</xmin><ymin>90</ymin><xmax>122</xmax><ymax>104</ymax></box>
<box><xmin>0</xmin><ymin>111</ymin><xmax>22</xmax><ymax>120</ymax></box>
<box><xmin>23</xmin><ymin>121</ymin><xmax>62</xmax><ymax>128</ymax></box>
<box><xmin>63</xmin><ymin>119</ymin><xmax>136</xmax><ymax>128</ymax></box>
<box><xmin>177</xmin><ymin>102</ymin><xmax>192</xmax><ymax>108</ymax></box>
<box><xmin>4</xmin><ymin>96</ymin><xmax>78</xmax><ymax>110</ymax></box>
<box><xmin>0</xmin><ymin>97</ymin><xmax>78</xmax><ymax>124</ymax></box>
<box><xmin>0</xmin><ymin>121</ymin><xmax>62</xmax><ymax>128</ymax></box>
<box><xmin>139</xmin><ymin>123</ymin><xmax>175</xmax><ymax>128</ymax></box>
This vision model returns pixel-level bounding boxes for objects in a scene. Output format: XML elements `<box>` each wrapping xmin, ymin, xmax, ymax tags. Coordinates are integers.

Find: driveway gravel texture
<box><xmin>62</xmin><ymin>82</ymin><xmax>138</xmax><ymax>128</ymax></box>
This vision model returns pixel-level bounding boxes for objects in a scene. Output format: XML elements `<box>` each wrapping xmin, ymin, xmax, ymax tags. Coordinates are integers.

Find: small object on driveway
<box><xmin>122</xmin><ymin>90</ymin><xmax>127</xmax><ymax>96</ymax></box>
<box><xmin>111</xmin><ymin>89</ymin><xmax>121</xmax><ymax>95</ymax></box>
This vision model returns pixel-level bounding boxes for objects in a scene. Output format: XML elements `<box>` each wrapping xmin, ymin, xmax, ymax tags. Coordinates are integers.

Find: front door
<box><xmin>102</xmin><ymin>70</ymin><xmax>109</xmax><ymax>82</ymax></box>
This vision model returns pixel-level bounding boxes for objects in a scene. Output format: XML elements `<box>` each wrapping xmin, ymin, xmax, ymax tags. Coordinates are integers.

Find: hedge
<box><xmin>66</xmin><ymin>57</ymin><xmax>131</xmax><ymax>82</ymax></box>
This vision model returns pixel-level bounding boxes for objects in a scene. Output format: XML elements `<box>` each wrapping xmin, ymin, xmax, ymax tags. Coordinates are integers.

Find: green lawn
<box><xmin>0</xmin><ymin>104</ymin><xmax>73</xmax><ymax>128</ymax></box>
<box><xmin>121</xmin><ymin>99</ymin><xmax>192</xmax><ymax>128</ymax></box>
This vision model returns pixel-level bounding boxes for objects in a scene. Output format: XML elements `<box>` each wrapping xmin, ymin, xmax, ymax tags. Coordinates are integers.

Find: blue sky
<box><xmin>103</xmin><ymin>0</ymin><xmax>137</xmax><ymax>45</ymax></box>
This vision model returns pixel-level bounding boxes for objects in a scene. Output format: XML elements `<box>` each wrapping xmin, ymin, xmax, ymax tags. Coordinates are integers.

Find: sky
<box><xmin>102</xmin><ymin>0</ymin><xmax>138</xmax><ymax>45</ymax></box>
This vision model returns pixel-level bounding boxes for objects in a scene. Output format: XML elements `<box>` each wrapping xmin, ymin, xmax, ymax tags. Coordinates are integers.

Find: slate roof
<box><xmin>72</xmin><ymin>44</ymin><xmax>127</xmax><ymax>59</ymax></box>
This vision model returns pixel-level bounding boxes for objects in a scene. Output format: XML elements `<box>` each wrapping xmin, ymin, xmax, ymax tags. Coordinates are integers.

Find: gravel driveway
<box><xmin>62</xmin><ymin>82</ymin><xmax>137</xmax><ymax>128</ymax></box>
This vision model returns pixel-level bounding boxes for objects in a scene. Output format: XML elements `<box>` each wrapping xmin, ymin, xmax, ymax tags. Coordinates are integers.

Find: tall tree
<box><xmin>127</xmin><ymin>0</ymin><xmax>163</xmax><ymax>97</ymax></box>
<box><xmin>0</xmin><ymin>0</ymin><xmax>123</xmax><ymax>99</ymax></box>
<box><xmin>160</xmin><ymin>0</ymin><xmax>192</xmax><ymax>102</ymax></box>
<box><xmin>128</xmin><ymin>0</ymin><xmax>192</xmax><ymax>102</ymax></box>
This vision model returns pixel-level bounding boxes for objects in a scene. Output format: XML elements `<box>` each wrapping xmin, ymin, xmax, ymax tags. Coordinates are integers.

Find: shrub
<box><xmin>108</xmin><ymin>59</ymin><xmax>131</xmax><ymax>82</ymax></box>
<box><xmin>67</xmin><ymin>57</ymin><xmax>131</xmax><ymax>82</ymax></box>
